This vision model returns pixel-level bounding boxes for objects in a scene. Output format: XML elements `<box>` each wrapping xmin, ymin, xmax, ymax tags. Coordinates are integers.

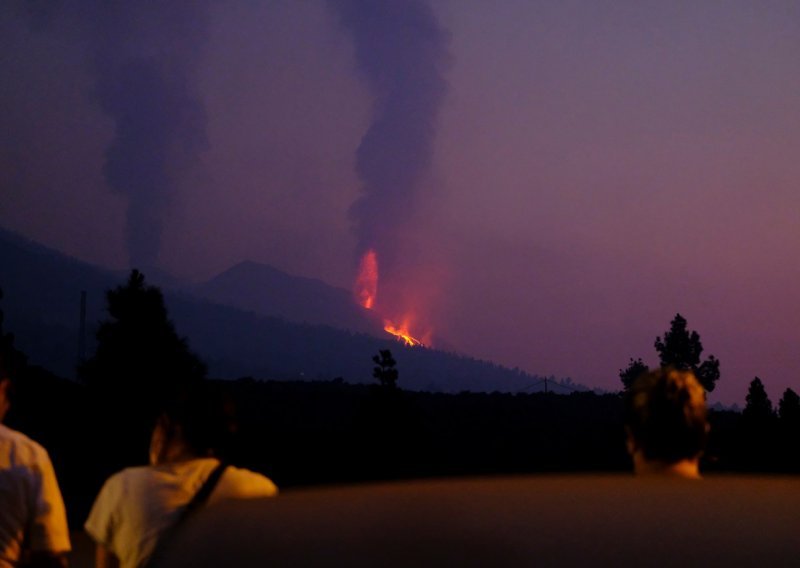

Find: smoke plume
<box><xmin>328</xmin><ymin>0</ymin><xmax>450</xmax><ymax>278</ymax></box>
<box><xmin>30</xmin><ymin>2</ymin><xmax>210</xmax><ymax>270</ymax></box>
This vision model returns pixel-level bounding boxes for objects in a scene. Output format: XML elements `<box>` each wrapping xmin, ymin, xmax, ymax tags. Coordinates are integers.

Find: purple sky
<box><xmin>2</xmin><ymin>1</ymin><xmax>799</xmax><ymax>405</ymax></box>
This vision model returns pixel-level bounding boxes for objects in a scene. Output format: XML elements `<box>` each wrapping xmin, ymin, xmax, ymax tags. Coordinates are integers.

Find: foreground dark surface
<box><xmin>157</xmin><ymin>475</ymin><xmax>800</xmax><ymax>567</ymax></box>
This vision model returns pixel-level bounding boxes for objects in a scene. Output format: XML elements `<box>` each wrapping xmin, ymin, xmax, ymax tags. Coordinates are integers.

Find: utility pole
<box><xmin>77</xmin><ymin>290</ymin><xmax>86</xmax><ymax>373</ymax></box>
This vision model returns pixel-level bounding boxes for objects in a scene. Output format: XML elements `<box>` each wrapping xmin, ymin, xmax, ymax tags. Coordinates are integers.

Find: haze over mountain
<box><xmin>0</xmin><ymin>227</ymin><xmax>578</xmax><ymax>394</ymax></box>
<box><xmin>190</xmin><ymin>260</ymin><xmax>383</xmax><ymax>336</ymax></box>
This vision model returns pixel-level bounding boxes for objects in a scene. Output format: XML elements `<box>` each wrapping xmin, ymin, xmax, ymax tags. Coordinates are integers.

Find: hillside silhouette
<box><xmin>0</xmin><ymin>227</ymin><xmax>576</xmax><ymax>393</ymax></box>
<box><xmin>190</xmin><ymin>260</ymin><xmax>384</xmax><ymax>336</ymax></box>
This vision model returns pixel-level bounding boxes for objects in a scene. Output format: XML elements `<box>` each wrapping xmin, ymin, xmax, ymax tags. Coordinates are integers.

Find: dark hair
<box><xmin>625</xmin><ymin>367</ymin><xmax>708</xmax><ymax>463</ymax></box>
<box><xmin>157</xmin><ymin>383</ymin><xmax>237</xmax><ymax>458</ymax></box>
<box><xmin>0</xmin><ymin>353</ymin><xmax>8</xmax><ymax>383</ymax></box>
<box><xmin>0</xmin><ymin>362</ymin><xmax>12</xmax><ymax>406</ymax></box>
<box><xmin>0</xmin><ymin>349</ymin><xmax>22</xmax><ymax>405</ymax></box>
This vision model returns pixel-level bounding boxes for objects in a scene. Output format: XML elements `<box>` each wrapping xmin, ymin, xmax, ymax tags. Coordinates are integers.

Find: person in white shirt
<box><xmin>0</xmin><ymin>363</ymin><xmax>71</xmax><ymax>568</ymax></box>
<box><xmin>85</xmin><ymin>385</ymin><xmax>277</xmax><ymax>568</ymax></box>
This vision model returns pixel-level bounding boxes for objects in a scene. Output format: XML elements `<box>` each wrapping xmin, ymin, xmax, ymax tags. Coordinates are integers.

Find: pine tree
<box><xmin>619</xmin><ymin>313</ymin><xmax>720</xmax><ymax>391</ymax></box>
<box><xmin>372</xmin><ymin>349</ymin><xmax>398</xmax><ymax>389</ymax></box>
<box><xmin>739</xmin><ymin>377</ymin><xmax>779</xmax><ymax>470</ymax></box>
<box><xmin>654</xmin><ymin>313</ymin><xmax>720</xmax><ymax>392</ymax></box>
<box><xmin>619</xmin><ymin>358</ymin><xmax>648</xmax><ymax>391</ymax></box>
<box><xmin>777</xmin><ymin>388</ymin><xmax>800</xmax><ymax>471</ymax></box>
<box><xmin>778</xmin><ymin>388</ymin><xmax>800</xmax><ymax>427</ymax></box>
<box><xmin>80</xmin><ymin>270</ymin><xmax>206</xmax><ymax>410</ymax></box>
<box><xmin>79</xmin><ymin>271</ymin><xmax>208</xmax><ymax>465</ymax></box>
<box><xmin>743</xmin><ymin>377</ymin><xmax>775</xmax><ymax>422</ymax></box>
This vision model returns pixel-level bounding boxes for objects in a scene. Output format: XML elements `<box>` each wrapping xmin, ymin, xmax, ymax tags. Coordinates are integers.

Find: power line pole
<box><xmin>77</xmin><ymin>290</ymin><xmax>86</xmax><ymax>374</ymax></box>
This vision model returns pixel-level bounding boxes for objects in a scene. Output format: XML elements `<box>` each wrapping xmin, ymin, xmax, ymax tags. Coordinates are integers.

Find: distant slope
<box><xmin>0</xmin><ymin>228</ymin><xmax>117</xmax><ymax>378</ymax></box>
<box><xmin>189</xmin><ymin>261</ymin><xmax>383</xmax><ymax>336</ymax></box>
<box><xmin>0</xmin><ymin>227</ymin><xmax>577</xmax><ymax>393</ymax></box>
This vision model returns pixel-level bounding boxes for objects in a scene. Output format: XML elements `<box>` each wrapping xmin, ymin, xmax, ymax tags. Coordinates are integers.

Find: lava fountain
<box><xmin>354</xmin><ymin>249</ymin><xmax>378</xmax><ymax>309</ymax></box>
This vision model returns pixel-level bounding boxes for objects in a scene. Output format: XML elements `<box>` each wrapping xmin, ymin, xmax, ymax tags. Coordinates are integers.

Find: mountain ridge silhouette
<box><xmin>0</xmin><ymin>227</ymin><xmax>580</xmax><ymax>393</ymax></box>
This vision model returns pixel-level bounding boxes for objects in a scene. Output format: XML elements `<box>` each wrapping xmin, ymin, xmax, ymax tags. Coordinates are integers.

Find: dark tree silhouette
<box><xmin>618</xmin><ymin>358</ymin><xmax>648</xmax><ymax>391</ymax></box>
<box><xmin>654</xmin><ymin>313</ymin><xmax>720</xmax><ymax>392</ymax></box>
<box><xmin>778</xmin><ymin>388</ymin><xmax>800</xmax><ymax>427</ymax></box>
<box><xmin>738</xmin><ymin>376</ymin><xmax>779</xmax><ymax>470</ymax></box>
<box><xmin>372</xmin><ymin>349</ymin><xmax>398</xmax><ymax>389</ymax></box>
<box><xmin>777</xmin><ymin>388</ymin><xmax>800</xmax><ymax>471</ymax></box>
<box><xmin>743</xmin><ymin>377</ymin><xmax>775</xmax><ymax>422</ymax></box>
<box><xmin>80</xmin><ymin>270</ymin><xmax>206</xmax><ymax>421</ymax></box>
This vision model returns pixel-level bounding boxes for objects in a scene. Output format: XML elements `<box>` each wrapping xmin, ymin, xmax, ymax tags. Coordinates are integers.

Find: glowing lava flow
<box><xmin>354</xmin><ymin>249</ymin><xmax>378</xmax><ymax>309</ymax></box>
<box><xmin>383</xmin><ymin>320</ymin><xmax>424</xmax><ymax>347</ymax></box>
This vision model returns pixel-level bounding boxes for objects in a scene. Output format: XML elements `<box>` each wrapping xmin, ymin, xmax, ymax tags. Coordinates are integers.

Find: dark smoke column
<box><xmin>87</xmin><ymin>3</ymin><xmax>209</xmax><ymax>270</ymax></box>
<box><xmin>328</xmin><ymin>0</ymin><xmax>450</xmax><ymax>289</ymax></box>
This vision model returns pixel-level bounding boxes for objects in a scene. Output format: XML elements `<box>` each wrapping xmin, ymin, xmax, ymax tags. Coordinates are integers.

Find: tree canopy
<box><xmin>372</xmin><ymin>349</ymin><xmax>398</xmax><ymax>389</ymax></box>
<box><xmin>620</xmin><ymin>313</ymin><xmax>720</xmax><ymax>392</ymax></box>
<box><xmin>743</xmin><ymin>377</ymin><xmax>775</xmax><ymax>422</ymax></box>
<box><xmin>80</xmin><ymin>270</ymin><xmax>206</xmax><ymax>404</ymax></box>
<box><xmin>778</xmin><ymin>388</ymin><xmax>800</xmax><ymax>426</ymax></box>
<box><xmin>654</xmin><ymin>314</ymin><xmax>720</xmax><ymax>392</ymax></box>
<box><xmin>618</xmin><ymin>358</ymin><xmax>648</xmax><ymax>391</ymax></box>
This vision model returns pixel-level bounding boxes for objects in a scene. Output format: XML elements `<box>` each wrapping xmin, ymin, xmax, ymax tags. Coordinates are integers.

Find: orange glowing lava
<box><xmin>354</xmin><ymin>249</ymin><xmax>378</xmax><ymax>309</ymax></box>
<box><xmin>384</xmin><ymin>319</ymin><xmax>425</xmax><ymax>347</ymax></box>
<box><xmin>354</xmin><ymin>249</ymin><xmax>428</xmax><ymax>347</ymax></box>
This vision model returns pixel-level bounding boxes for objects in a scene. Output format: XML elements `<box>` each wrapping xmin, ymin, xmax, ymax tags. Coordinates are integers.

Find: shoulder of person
<box><xmin>97</xmin><ymin>464</ymin><xmax>156</xmax><ymax>499</ymax></box>
<box><xmin>85</xmin><ymin>465</ymin><xmax>155</xmax><ymax>544</ymax></box>
<box><xmin>219</xmin><ymin>465</ymin><xmax>278</xmax><ymax>498</ymax></box>
<box><xmin>0</xmin><ymin>423</ymin><xmax>51</xmax><ymax>465</ymax></box>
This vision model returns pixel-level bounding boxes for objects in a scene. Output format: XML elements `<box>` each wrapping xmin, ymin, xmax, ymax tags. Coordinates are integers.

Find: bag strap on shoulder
<box><xmin>145</xmin><ymin>461</ymin><xmax>228</xmax><ymax>568</ymax></box>
<box><xmin>180</xmin><ymin>461</ymin><xmax>228</xmax><ymax>521</ymax></box>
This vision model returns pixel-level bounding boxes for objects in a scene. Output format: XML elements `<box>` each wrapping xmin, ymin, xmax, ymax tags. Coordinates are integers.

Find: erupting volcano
<box><xmin>354</xmin><ymin>249</ymin><xmax>427</xmax><ymax>348</ymax></box>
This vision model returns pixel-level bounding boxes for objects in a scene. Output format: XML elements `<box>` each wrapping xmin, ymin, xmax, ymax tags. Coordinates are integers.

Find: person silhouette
<box><xmin>84</xmin><ymin>384</ymin><xmax>277</xmax><ymax>568</ymax></box>
<box><xmin>0</xmin><ymin>358</ymin><xmax>71</xmax><ymax>567</ymax></box>
<box><xmin>625</xmin><ymin>367</ymin><xmax>709</xmax><ymax>479</ymax></box>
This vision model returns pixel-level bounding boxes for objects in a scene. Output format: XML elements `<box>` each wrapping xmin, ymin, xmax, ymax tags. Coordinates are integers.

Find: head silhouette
<box><xmin>0</xmin><ymin>352</ymin><xmax>17</xmax><ymax>423</ymax></box>
<box><xmin>625</xmin><ymin>367</ymin><xmax>708</xmax><ymax>478</ymax></box>
<box><xmin>149</xmin><ymin>383</ymin><xmax>236</xmax><ymax>465</ymax></box>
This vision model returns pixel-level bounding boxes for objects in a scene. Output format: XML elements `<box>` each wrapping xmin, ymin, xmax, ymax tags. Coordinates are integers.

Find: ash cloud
<box><xmin>328</xmin><ymin>0</ymin><xmax>450</xmax><ymax>277</ymax></box>
<box><xmin>29</xmin><ymin>2</ymin><xmax>209</xmax><ymax>271</ymax></box>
